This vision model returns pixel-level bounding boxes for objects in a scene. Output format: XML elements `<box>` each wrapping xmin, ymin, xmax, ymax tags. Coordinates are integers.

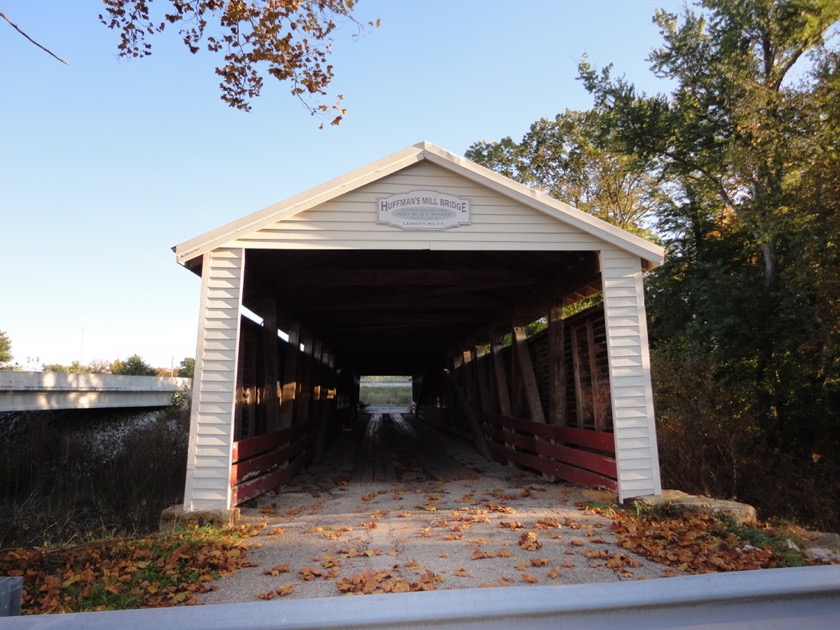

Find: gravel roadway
<box><xmin>198</xmin><ymin>412</ymin><xmax>679</xmax><ymax>605</ymax></box>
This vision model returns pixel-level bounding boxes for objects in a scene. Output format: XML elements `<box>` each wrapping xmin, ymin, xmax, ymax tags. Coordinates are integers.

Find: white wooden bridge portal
<box><xmin>173</xmin><ymin>142</ymin><xmax>665</xmax><ymax>515</ymax></box>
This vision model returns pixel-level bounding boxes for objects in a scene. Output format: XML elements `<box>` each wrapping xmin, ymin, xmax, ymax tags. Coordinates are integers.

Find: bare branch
<box><xmin>0</xmin><ymin>10</ymin><xmax>69</xmax><ymax>65</ymax></box>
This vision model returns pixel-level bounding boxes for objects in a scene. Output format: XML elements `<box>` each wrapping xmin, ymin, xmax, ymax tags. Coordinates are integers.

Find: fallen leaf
<box><xmin>298</xmin><ymin>567</ymin><xmax>324</xmax><ymax>581</ymax></box>
<box><xmin>498</xmin><ymin>521</ymin><xmax>525</xmax><ymax>530</ymax></box>
<box><xmin>536</xmin><ymin>519</ymin><xmax>562</xmax><ymax>529</ymax></box>
<box><xmin>263</xmin><ymin>527</ymin><xmax>286</xmax><ymax>536</ymax></box>
<box><xmin>519</xmin><ymin>531</ymin><xmax>542</xmax><ymax>551</ymax></box>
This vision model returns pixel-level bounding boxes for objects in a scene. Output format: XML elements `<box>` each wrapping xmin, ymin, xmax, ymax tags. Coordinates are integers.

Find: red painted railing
<box><xmin>230</xmin><ymin>420</ymin><xmax>316</xmax><ymax>505</ymax></box>
<box><xmin>479</xmin><ymin>413</ymin><xmax>617</xmax><ymax>491</ymax></box>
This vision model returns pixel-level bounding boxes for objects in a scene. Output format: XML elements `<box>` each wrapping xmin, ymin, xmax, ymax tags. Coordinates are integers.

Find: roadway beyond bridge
<box><xmin>0</xmin><ymin>371</ymin><xmax>192</xmax><ymax>412</ymax></box>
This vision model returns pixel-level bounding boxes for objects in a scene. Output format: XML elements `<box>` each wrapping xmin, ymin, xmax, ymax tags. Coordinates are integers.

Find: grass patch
<box><xmin>359</xmin><ymin>385</ymin><xmax>412</xmax><ymax>407</ymax></box>
<box><xmin>714</xmin><ymin>517</ymin><xmax>809</xmax><ymax>567</ymax></box>
<box><xmin>0</xmin><ymin>524</ymin><xmax>260</xmax><ymax>614</ymax></box>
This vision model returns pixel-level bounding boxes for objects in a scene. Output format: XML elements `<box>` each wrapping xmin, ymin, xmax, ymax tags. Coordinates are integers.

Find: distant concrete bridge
<box><xmin>0</xmin><ymin>371</ymin><xmax>192</xmax><ymax>412</ymax></box>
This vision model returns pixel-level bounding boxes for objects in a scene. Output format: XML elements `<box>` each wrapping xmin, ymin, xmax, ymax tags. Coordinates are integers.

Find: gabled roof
<box><xmin>173</xmin><ymin>141</ymin><xmax>665</xmax><ymax>269</ymax></box>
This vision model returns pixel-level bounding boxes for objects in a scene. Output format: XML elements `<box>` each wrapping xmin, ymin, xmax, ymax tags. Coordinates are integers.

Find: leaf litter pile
<box><xmin>2</xmin><ymin>478</ymin><xmax>817</xmax><ymax>613</ymax></box>
<box><xmin>604</xmin><ymin>508</ymin><xmax>808</xmax><ymax>574</ymax></box>
<box><xmin>0</xmin><ymin>525</ymin><xmax>259</xmax><ymax>614</ymax></box>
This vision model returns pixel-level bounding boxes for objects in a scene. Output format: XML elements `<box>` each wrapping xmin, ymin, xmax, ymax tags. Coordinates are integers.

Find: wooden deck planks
<box><xmin>390</xmin><ymin>413</ymin><xmax>467</xmax><ymax>480</ymax></box>
<box><xmin>352</xmin><ymin>414</ymin><xmax>398</xmax><ymax>483</ymax></box>
<box><xmin>351</xmin><ymin>412</ymin><xmax>468</xmax><ymax>482</ymax></box>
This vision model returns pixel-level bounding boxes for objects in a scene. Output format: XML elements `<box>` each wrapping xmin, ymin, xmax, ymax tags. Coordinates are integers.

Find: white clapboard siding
<box><xmin>228</xmin><ymin>162</ymin><xmax>607</xmax><ymax>252</ymax></box>
<box><xmin>600</xmin><ymin>247</ymin><xmax>662</xmax><ymax>501</ymax></box>
<box><xmin>183</xmin><ymin>248</ymin><xmax>244</xmax><ymax>511</ymax></box>
<box><xmin>174</xmin><ymin>144</ymin><xmax>664</xmax><ymax>266</ymax></box>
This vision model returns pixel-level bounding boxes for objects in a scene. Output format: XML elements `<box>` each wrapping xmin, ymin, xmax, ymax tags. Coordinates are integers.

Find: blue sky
<box><xmin>1</xmin><ymin>0</ymin><xmax>683</xmax><ymax>370</ymax></box>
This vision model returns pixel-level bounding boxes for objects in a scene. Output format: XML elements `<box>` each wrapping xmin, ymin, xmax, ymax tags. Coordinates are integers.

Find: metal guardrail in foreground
<box><xmin>3</xmin><ymin>565</ymin><xmax>839</xmax><ymax>629</ymax></box>
<box><xmin>0</xmin><ymin>577</ymin><xmax>22</xmax><ymax>617</ymax></box>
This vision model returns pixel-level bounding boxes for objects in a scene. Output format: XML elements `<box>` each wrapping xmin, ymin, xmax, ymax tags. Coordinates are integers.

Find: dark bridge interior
<box><xmin>241</xmin><ymin>249</ymin><xmax>601</xmax><ymax>375</ymax></box>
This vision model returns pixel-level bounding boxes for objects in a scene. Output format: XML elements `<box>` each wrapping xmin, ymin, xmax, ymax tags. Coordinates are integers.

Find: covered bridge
<box><xmin>173</xmin><ymin>142</ymin><xmax>664</xmax><ymax>515</ymax></box>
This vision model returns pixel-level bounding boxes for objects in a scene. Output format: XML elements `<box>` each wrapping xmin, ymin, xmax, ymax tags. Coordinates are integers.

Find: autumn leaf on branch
<box><xmin>99</xmin><ymin>0</ymin><xmax>378</xmax><ymax>121</ymax></box>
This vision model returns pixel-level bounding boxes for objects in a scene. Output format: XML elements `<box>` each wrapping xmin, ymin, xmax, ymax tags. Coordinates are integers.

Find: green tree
<box><xmin>42</xmin><ymin>363</ymin><xmax>70</xmax><ymax>373</ymax></box>
<box><xmin>0</xmin><ymin>330</ymin><xmax>13</xmax><ymax>367</ymax></box>
<box><xmin>572</xmin><ymin>0</ymin><xmax>840</xmax><ymax>527</ymax></box>
<box><xmin>466</xmin><ymin>109</ymin><xmax>663</xmax><ymax>238</ymax></box>
<box><xmin>177</xmin><ymin>357</ymin><xmax>195</xmax><ymax>378</ymax></box>
<box><xmin>110</xmin><ymin>354</ymin><xmax>157</xmax><ymax>376</ymax></box>
<box><xmin>98</xmin><ymin>0</ymin><xmax>375</xmax><ymax>122</ymax></box>
<box><xmin>579</xmin><ymin>0</ymin><xmax>840</xmax><ymax>419</ymax></box>
<box><xmin>87</xmin><ymin>359</ymin><xmax>111</xmax><ymax>374</ymax></box>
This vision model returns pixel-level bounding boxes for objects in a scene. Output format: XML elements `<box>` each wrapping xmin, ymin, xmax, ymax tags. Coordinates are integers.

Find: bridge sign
<box><xmin>377</xmin><ymin>190</ymin><xmax>471</xmax><ymax>230</ymax></box>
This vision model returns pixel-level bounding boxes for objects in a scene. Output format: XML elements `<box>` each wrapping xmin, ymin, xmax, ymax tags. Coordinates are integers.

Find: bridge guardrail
<box><xmin>1</xmin><ymin>565</ymin><xmax>838</xmax><ymax>629</ymax></box>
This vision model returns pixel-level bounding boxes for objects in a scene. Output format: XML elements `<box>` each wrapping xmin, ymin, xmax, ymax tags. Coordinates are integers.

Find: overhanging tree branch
<box><xmin>0</xmin><ymin>10</ymin><xmax>69</xmax><ymax>65</ymax></box>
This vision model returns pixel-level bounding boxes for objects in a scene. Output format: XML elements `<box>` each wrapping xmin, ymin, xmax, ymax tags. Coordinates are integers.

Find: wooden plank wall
<box><xmin>447</xmin><ymin>304</ymin><xmax>619</xmax><ymax>491</ymax></box>
<box><xmin>480</xmin><ymin>413</ymin><xmax>617</xmax><ymax>490</ymax></box>
<box><xmin>228</xmin><ymin>316</ymin><xmax>355</xmax><ymax>505</ymax></box>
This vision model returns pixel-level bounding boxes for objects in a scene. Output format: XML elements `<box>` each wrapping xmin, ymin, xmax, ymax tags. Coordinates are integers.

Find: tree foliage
<box><xmin>177</xmin><ymin>356</ymin><xmax>195</xmax><ymax>378</ymax></box>
<box><xmin>580</xmin><ymin>0</ymin><xmax>839</xmax><ymax>296</ymax></box>
<box><xmin>582</xmin><ymin>0</ymin><xmax>839</xmax><ymax>527</ymax></box>
<box><xmin>110</xmin><ymin>354</ymin><xmax>157</xmax><ymax>376</ymax></box>
<box><xmin>466</xmin><ymin>109</ymin><xmax>663</xmax><ymax>238</ymax></box>
<box><xmin>99</xmin><ymin>0</ymin><xmax>375</xmax><ymax>122</ymax></box>
<box><xmin>0</xmin><ymin>330</ymin><xmax>13</xmax><ymax>367</ymax></box>
<box><xmin>42</xmin><ymin>361</ymin><xmax>90</xmax><ymax>374</ymax></box>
